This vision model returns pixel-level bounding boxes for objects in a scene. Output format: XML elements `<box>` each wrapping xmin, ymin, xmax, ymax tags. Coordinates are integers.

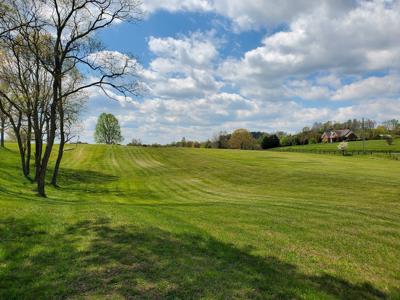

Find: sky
<box><xmin>81</xmin><ymin>0</ymin><xmax>400</xmax><ymax>144</ymax></box>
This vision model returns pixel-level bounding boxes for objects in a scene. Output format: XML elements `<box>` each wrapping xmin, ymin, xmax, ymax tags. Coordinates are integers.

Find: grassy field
<box><xmin>277</xmin><ymin>138</ymin><xmax>400</xmax><ymax>152</ymax></box>
<box><xmin>0</xmin><ymin>144</ymin><xmax>399</xmax><ymax>299</ymax></box>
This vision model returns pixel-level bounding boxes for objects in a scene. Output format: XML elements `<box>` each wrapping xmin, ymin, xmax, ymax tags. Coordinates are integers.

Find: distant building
<box><xmin>321</xmin><ymin>129</ymin><xmax>357</xmax><ymax>143</ymax></box>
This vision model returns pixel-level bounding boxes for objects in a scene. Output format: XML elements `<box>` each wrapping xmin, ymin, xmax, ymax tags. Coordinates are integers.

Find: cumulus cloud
<box><xmin>142</xmin><ymin>0</ymin><xmax>212</xmax><ymax>15</ymax></box>
<box><xmin>141</xmin><ymin>32</ymin><xmax>223</xmax><ymax>99</ymax></box>
<box><xmin>335</xmin><ymin>99</ymin><xmax>400</xmax><ymax>121</ymax></box>
<box><xmin>143</xmin><ymin>0</ymin><xmax>357</xmax><ymax>31</ymax></box>
<box><xmin>332</xmin><ymin>74</ymin><xmax>400</xmax><ymax>101</ymax></box>
<box><xmin>220</xmin><ymin>0</ymin><xmax>400</xmax><ymax>98</ymax></box>
<box><xmin>85</xmin><ymin>94</ymin><xmax>400</xmax><ymax>144</ymax></box>
<box><xmin>148</xmin><ymin>33</ymin><xmax>218</xmax><ymax>68</ymax></box>
<box><xmin>284</xmin><ymin>80</ymin><xmax>333</xmax><ymax>100</ymax></box>
<box><xmin>207</xmin><ymin>0</ymin><xmax>400</xmax><ymax>131</ymax></box>
<box><xmin>80</xmin><ymin>1</ymin><xmax>400</xmax><ymax>143</ymax></box>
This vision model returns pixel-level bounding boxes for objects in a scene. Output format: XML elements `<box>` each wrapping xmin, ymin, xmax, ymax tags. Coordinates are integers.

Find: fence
<box><xmin>273</xmin><ymin>148</ymin><xmax>400</xmax><ymax>160</ymax></box>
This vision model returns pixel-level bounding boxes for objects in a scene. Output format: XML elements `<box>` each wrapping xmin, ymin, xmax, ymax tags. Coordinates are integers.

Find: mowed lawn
<box><xmin>0</xmin><ymin>144</ymin><xmax>399</xmax><ymax>299</ymax></box>
<box><xmin>277</xmin><ymin>138</ymin><xmax>400</xmax><ymax>152</ymax></box>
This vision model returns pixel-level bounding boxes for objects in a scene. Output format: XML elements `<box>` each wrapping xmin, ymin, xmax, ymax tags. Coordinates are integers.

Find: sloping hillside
<box><xmin>277</xmin><ymin>138</ymin><xmax>400</xmax><ymax>152</ymax></box>
<box><xmin>1</xmin><ymin>144</ymin><xmax>399</xmax><ymax>299</ymax></box>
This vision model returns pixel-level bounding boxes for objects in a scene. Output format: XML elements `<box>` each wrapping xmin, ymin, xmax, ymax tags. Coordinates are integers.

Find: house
<box><xmin>321</xmin><ymin>129</ymin><xmax>357</xmax><ymax>143</ymax></box>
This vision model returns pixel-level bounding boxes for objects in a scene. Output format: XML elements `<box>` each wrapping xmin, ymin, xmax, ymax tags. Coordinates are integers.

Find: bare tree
<box><xmin>0</xmin><ymin>2</ymin><xmax>35</xmax><ymax>38</ymax></box>
<box><xmin>1</xmin><ymin>0</ymin><xmax>142</xmax><ymax>196</ymax></box>
<box><xmin>383</xmin><ymin>119</ymin><xmax>399</xmax><ymax>132</ymax></box>
<box><xmin>0</xmin><ymin>73</ymin><xmax>32</xmax><ymax>176</ymax></box>
<box><xmin>0</xmin><ymin>30</ymin><xmax>53</xmax><ymax>179</ymax></box>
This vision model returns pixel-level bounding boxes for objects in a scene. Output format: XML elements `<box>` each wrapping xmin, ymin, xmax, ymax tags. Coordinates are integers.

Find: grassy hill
<box><xmin>276</xmin><ymin>138</ymin><xmax>400</xmax><ymax>152</ymax></box>
<box><xmin>1</xmin><ymin>144</ymin><xmax>399</xmax><ymax>299</ymax></box>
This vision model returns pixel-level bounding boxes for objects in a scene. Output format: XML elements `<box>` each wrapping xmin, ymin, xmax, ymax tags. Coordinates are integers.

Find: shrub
<box><xmin>384</xmin><ymin>135</ymin><xmax>393</xmax><ymax>146</ymax></box>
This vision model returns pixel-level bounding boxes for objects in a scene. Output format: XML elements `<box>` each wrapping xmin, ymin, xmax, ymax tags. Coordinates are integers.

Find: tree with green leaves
<box><xmin>229</xmin><ymin>129</ymin><xmax>256</xmax><ymax>150</ymax></box>
<box><xmin>261</xmin><ymin>134</ymin><xmax>281</xmax><ymax>149</ymax></box>
<box><xmin>94</xmin><ymin>113</ymin><xmax>123</xmax><ymax>145</ymax></box>
<box><xmin>1</xmin><ymin>0</ymin><xmax>142</xmax><ymax>197</ymax></box>
<box><xmin>212</xmin><ymin>131</ymin><xmax>230</xmax><ymax>149</ymax></box>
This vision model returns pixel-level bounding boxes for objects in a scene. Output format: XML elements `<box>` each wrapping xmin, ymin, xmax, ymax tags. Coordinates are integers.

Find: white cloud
<box><xmin>141</xmin><ymin>32</ymin><xmax>223</xmax><ymax>99</ymax></box>
<box><xmin>332</xmin><ymin>74</ymin><xmax>400</xmax><ymax>101</ymax></box>
<box><xmin>284</xmin><ymin>80</ymin><xmax>332</xmax><ymax>100</ymax></box>
<box><xmin>336</xmin><ymin>99</ymin><xmax>400</xmax><ymax>122</ymax></box>
<box><xmin>79</xmin><ymin>1</ymin><xmax>400</xmax><ymax>143</ymax></box>
<box><xmin>143</xmin><ymin>0</ymin><xmax>357</xmax><ymax>31</ymax></box>
<box><xmin>218</xmin><ymin>1</ymin><xmax>400</xmax><ymax>100</ymax></box>
<box><xmin>82</xmin><ymin>91</ymin><xmax>400</xmax><ymax>144</ymax></box>
<box><xmin>142</xmin><ymin>0</ymin><xmax>212</xmax><ymax>15</ymax></box>
<box><xmin>88</xmin><ymin>51</ymin><xmax>138</xmax><ymax>73</ymax></box>
<box><xmin>148</xmin><ymin>33</ymin><xmax>218</xmax><ymax>68</ymax></box>
<box><xmin>316</xmin><ymin>75</ymin><xmax>342</xmax><ymax>89</ymax></box>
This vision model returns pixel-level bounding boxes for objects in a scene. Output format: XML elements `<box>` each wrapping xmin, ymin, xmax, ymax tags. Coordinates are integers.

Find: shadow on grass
<box><xmin>1</xmin><ymin>147</ymin><xmax>119</xmax><ymax>196</ymax></box>
<box><xmin>0</xmin><ymin>217</ymin><xmax>392</xmax><ymax>299</ymax></box>
<box><xmin>0</xmin><ymin>166</ymin><xmax>119</xmax><ymax>203</ymax></box>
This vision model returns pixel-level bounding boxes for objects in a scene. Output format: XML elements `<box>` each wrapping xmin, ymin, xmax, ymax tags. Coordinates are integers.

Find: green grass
<box><xmin>1</xmin><ymin>144</ymin><xmax>399</xmax><ymax>299</ymax></box>
<box><xmin>277</xmin><ymin>138</ymin><xmax>400</xmax><ymax>152</ymax></box>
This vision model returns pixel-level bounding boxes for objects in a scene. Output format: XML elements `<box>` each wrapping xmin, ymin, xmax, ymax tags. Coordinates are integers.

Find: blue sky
<box><xmin>98</xmin><ymin>11</ymin><xmax>269</xmax><ymax>65</ymax></box>
<box><xmin>82</xmin><ymin>0</ymin><xmax>400</xmax><ymax>144</ymax></box>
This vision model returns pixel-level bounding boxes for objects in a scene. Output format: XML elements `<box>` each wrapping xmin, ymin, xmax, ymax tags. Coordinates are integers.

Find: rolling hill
<box><xmin>276</xmin><ymin>138</ymin><xmax>400</xmax><ymax>152</ymax></box>
<box><xmin>0</xmin><ymin>144</ymin><xmax>399</xmax><ymax>299</ymax></box>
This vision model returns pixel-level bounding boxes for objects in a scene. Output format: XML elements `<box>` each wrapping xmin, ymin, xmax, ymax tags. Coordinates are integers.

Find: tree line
<box><xmin>46</xmin><ymin>113</ymin><xmax>399</xmax><ymax>151</ymax></box>
<box><xmin>279</xmin><ymin>119</ymin><xmax>400</xmax><ymax>147</ymax></box>
<box><xmin>0</xmin><ymin>0</ymin><xmax>141</xmax><ymax>196</ymax></box>
<box><xmin>163</xmin><ymin>119</ymin><xmax>400</xmax><ymax>150</ymax></box>
<box><xmin>161</xmin><ymin>129</ymin><xmax>281</xmax><ymax>150</ymax></box>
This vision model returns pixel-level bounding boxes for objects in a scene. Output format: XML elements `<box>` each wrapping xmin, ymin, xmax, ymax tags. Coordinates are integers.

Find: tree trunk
<box><xmin>0</xmin><ymin>116</ymin><xmax>4</xmax><ymax>148</ymax></box>
<box><xmin>37</xmin><ymin>69</ymin><xmax>61</xmax><ymax>197</ymax></box>
<box><xmin>14</xmin><ymin>129</ymin><xmax>28</xmax><ymax>177</ymax></box>
<box><xmin>51</xmin><ymin>137</ymin><xmax>64</xmax><ymax>187</ymax></box>
<box><xmin>32</xmin><ymin>112</ymin><xmax>43</xmax><ymax>182</ymax></box>
<box><xmin>34</xmin><ymin>133</ymin><xmax>42</xmax><ymax>182</ymax></box>
<box><xmin>51</xmin><ymin>101</ymin><xmax>64</xmax><ymax>187</ymax></box>
<box><xmin>37</xmin><ymin>137</ymin><xmax>53</xmax><ymax>197</ymax></box>
<box><xmin>25</xmin><ymin>117</ymin><xmax>32</xmax><ymax>176</ymax></box>
<box><xmin>37</xmin><ymin>102</ymin><xmax>57</xmax><ymax>197</ymax></box>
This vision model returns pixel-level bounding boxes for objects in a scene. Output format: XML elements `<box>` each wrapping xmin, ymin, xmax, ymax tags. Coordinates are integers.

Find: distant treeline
<box><xmin>278</xmin><ymin>119</ymin><xmax>400</xmax><ymax>147</ymax></box>
<box><xmin>126</xmin><ymin>119</ymin><xmax>400</xmax><ymax>150</ymax></box>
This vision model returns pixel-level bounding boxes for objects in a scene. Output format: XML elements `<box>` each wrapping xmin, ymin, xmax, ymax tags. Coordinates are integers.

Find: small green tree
<box><xmin>261</xmin><ymin>134</ymin><xmax>281</xmax><ymax>149</ymax></box>
<box><xmin>94</xmin><ymin>113</ymin><xmax>123</xmax><ymax>144</ymax></box>
<box><xmin>212</xmin><ymin>131</ymin><xmax>230</xmax><ymax>149</ymax></box>
<box><xmin>204</xmin><ymin>140</ymin><xmax>212</xmax><ymax>148</ymax></box>
<box><xmin>229</xmin><ymin>129</ymin><xmax>256</xmax><ymax>150</ymax></box>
